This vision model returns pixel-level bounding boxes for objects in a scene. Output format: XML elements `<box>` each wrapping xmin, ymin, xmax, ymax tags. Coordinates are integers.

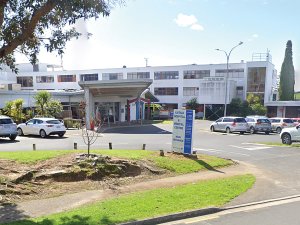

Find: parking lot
<box><xmin>0</xmin><ymin>120</ymin><xmax>282</xmax><ymax>152</ymax></box>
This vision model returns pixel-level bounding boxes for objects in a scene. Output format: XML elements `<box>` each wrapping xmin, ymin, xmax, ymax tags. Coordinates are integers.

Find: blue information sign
<box><xmin>172</xmin><ymin>109</ymin><xmax>195</xmax><ymax>154</ymax></box>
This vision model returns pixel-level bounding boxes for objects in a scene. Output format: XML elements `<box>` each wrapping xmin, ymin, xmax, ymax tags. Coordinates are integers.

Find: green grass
<box><xmin>6</xmin><ymin>174</ymin><xmax>255</xmax><ymax>225</ymax></box>
<box><xmin>260</xmin><ymin>142</ymin><xmax>300</xmax><ymax>148</ymax></box>
<box><xmin>0</xmin><ymin>150</ymin><xmax>233</xmax><ymax>174</ymax></box>
<box><xmin>0</xmin><ymin>150</ymin><xmax>74</xmax><ymax>164</ymax></box>
<box><xmin>92</xmin><ymin>150</ymin><xmax>233</xmax><ymax>174</ymax></box>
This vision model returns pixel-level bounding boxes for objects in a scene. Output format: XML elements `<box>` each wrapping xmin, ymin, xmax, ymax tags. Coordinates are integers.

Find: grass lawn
<box><xmin>0</xmin><ymin>150</ymin><xmax>73</xmax><ymax>164</ymax></box>
<box><xmin>260</xmin><ymin>142</ymin><xmax>300</xmax><ymax>148</ymax></box>
<box><xmin>0</xmin><ymin>150</ymin><xmax>233</xmax><ymax>174</ymax></box>
<box><xmin>6</xmin><ymin>174</ymin><xmax>255</xmax><ymax>225</ymax></box>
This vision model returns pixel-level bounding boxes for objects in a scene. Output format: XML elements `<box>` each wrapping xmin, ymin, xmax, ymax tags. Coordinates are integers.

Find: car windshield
<box><xmin>234</xmin><ymin>118</ymin><xmax>246</xmax><ymax>123</ymax></box>
<box><xmin>46</xmin><ymin>120</ymin><xmax>61</xmax><ymax>124</ymax></box>
<box><xmin>0</xmin><ymin>118</ymin><xmax>13</xmax><ymax>124</ymax></box>
<box><xmin>283</xmin><ymin>119</ymin><xmax>294</xmax><ymax>123</ymax></box>
<box><xmin>258</xmin><ymin>119</ymin><xmax>270</xmax><ymax>123</ymax></box>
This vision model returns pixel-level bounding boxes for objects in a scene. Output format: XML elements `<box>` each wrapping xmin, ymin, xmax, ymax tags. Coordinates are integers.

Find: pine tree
<box><xmin>279</xmin><ymin>40</ymin><xmax>295</xmax><ymax>100</ymax></box>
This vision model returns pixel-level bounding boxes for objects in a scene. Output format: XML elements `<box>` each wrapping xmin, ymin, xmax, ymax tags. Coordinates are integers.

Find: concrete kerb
<box><xmin>120</xmin><ymin>194</ymin><xmax>300</xmax><ymax>225</ymax></box>
<box><xmin>119</xmin><ymin>207</ymin><xmax>223</xmax><ymax>225</ymax></box>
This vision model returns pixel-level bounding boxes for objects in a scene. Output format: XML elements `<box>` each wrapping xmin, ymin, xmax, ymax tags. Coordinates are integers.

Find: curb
<box><xmin>120</xmin><ymin>194</ymin><xmax>300</xmax><ymax>225</ymax></box>
<box><xmin>119</xmin><ymin>207</ymin><xmax>222</xmax><ymax>225</ymax></box>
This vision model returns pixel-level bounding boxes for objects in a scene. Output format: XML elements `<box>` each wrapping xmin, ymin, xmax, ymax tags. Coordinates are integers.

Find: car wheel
<box><xmin>9</xmin><ymin>135</ymin><xmax>17</xmax><ymax>141</ymax></box>
<box><xmin>226</xmin><ymin>127</ymin><xmax>231</xmax><ymax>134</ymax></box>
<box><xmin>58</xmin><ymin>133</ymin><xmax>64</xmax><ymax>137</ymax></box>
<box><xmin>40</xmin><ymin>129</ymin><xmax>47</xmax><ymax>138</ymax></box>
<box><xmin>210</xmin><ymin>126</ymin><xmax>215</xmax><ymax>132</ymax></box>
<box><xmin>17</xmin><ymin>128</ymin><xmax>24</xmax><ymax>136</ymax></box>
<box><xmin>265</xmin><ymin>131</ymin><xmax>270</xmax><ymax>135</ymax></box>
<box><xmin>281</xmin><ymin>133</ymin><xmax>292</xmax><ymax>145</ymax></box>
<box><xmin>249</xmin><ymin>127</ymin><xmax>256</xmax><ymax>134</ymax></box>
<box><xmin>276</xmin><ymin>127</ymin><xmax>282</xmax><ymax>134</ymax></box>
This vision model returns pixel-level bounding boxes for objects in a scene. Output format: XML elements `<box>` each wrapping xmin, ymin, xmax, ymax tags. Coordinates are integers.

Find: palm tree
<box><xmin>34</xmin><ymin>91</ymin><xmax>51</xmax><ymax>117</ymax></box>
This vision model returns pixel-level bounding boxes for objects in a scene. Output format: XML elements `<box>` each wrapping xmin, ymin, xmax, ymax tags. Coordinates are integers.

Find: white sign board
<box><xmin>172</xmin><ymin>109</ymin><xmax>195</xmax><ymax>154</ymax></box>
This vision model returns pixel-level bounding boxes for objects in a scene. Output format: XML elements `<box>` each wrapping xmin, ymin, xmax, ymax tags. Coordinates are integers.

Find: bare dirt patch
<box><xmin>0</xmin><ymin>153</ymin><xmax>171</xmax><ymax>204</ymax></box>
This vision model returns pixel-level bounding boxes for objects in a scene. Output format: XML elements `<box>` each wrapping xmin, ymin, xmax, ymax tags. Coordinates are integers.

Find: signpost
<box><xmin>172</xmin><ymin>109</ymin><xmax>195</xmax><ymax>154</ymax></box>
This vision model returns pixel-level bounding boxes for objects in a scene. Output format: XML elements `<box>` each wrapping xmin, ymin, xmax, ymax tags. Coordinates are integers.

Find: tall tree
<box><xmin>0</xmin><ymin>0</ymin><xmax>124</xmax><ymax>72</ymax></box>
<box><xmin>279</xmin><ymin>40</ymin><xmax>295</xmax><ymax>100</ymax></box>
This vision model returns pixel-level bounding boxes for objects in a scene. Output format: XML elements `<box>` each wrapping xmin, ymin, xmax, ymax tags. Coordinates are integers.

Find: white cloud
<box><xmin>174</xmin><ymin>13</ymin><xmax>204</xmax><ymax>31</ymax></box>
<box><xmin>174</xmin><ymin>13</ymin><xmax>197</xmax><ymax>27</ymax></box>
<box><xmin>190</xmin><ymin>24</ymin><xmax>204</xmax><ymax>31</ymax></box>
<box><xmin>252</xmin><ymin>34</ymin><xmax>259</xmax><ymax>38</ymax></box>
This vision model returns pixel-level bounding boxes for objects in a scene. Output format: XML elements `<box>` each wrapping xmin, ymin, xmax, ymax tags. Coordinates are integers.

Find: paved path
<box><xmin>0</xmin><ymin>162</ymin><xmax>259</xmax><ymax>223</ymax></box>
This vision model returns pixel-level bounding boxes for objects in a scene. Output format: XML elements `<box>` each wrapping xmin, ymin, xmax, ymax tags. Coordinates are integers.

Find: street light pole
<box><xmin>216</xmin><ymin>41</ymin><xmax>243</xmax><ymax>117</ymax></box>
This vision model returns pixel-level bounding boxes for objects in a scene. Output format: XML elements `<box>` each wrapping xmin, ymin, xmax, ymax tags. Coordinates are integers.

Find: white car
<box><xmin>17</xmin><ymin>118</ymin><xmax>66</xmax><ymax>138</ymax></box>
<box><xmin>280</xmin><ymin>125</ymin><xmax>300</xmax><ymax>145</ymax></box>
<box><xmin>210</xmin><ymin>116</ymin><xmax>249</xmax><ymax>134</ymax></box>
<box><xmin>0</xmin><ymin>115</ymin><xmax>18</xmax><ymax>140</ymax></box>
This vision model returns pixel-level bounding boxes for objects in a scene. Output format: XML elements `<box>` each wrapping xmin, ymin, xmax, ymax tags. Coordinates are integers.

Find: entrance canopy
<box><xmin>79</xmin><ymin>79</ymin><xmax>153</xmax><ymax>97</ymax></box>
<box><xmin>79</xmin><ymin>79</ymin><xmax>153</xmax><ymax>128</ymax></box>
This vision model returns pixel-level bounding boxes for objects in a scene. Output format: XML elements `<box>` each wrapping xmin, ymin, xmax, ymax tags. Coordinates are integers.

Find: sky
<box><xmin>16</xmin><ymin>0</ymin><xmax>300</xmax><ymax>76</ymax></box>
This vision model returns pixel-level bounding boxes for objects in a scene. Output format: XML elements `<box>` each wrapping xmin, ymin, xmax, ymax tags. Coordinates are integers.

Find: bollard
<box><xmin>109</xmin><ymin>142</ymin><xmax>112</xmax><ymax>150</ymax></box>
<box><xmin>74</xmin><ymin>142</ymin><xmax>77</xmax><ymax>150</ymax></box>
<box><xmin>33</xmin><ymin>144</ymin><xmax>36</xmax><ymax>151</ymax></box>
<box><xmin>142</xmin><ymin>144</ymin><xmax>146</xmax><ymax>150</ymax></box>
<box><xmin>159</xmin><ymin>150</ymin><xmax>164</xmax><ymax>157</ymax></box>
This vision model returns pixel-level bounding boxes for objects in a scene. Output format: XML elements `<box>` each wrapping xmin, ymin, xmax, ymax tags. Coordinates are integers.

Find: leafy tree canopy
<box><xmin>0</xmin><ymin>0</ymin><xmax>124</xmax><ymax>72</ymax></box>
<box><xmin>186</xmin><ymin>97</ymin><xmax>199</xmax><ymax>111</ymax></box>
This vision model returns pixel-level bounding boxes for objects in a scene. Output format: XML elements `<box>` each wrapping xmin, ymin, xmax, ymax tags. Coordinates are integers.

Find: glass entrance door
<box><xmin>95</xmin><ymin>102</ymin><xmax>120</xmax><ymax>124</ymax></box>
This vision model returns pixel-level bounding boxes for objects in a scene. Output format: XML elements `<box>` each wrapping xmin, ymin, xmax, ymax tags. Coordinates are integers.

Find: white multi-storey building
<box><xmin>0</xmin><ymin>53</ymin><xmax>279</xmax><ymax>121</ymax></box>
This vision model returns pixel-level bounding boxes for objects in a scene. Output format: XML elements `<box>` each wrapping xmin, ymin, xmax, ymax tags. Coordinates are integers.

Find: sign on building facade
<box><xmin>172</xmin><ymin>109</ymin><xmax>195</xmax><ymax>154</ymax></box>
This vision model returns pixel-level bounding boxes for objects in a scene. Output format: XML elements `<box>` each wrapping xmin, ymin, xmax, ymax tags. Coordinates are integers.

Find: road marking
<box><xmin>229</xmin><ymin>144</ymin><xmax>272</xmax><ymax>151</ymax></box>
<box><xmin>185</xmin><ymin>215</ymin><xmax>220</xmax><ymax>223</ymax></box>
<box><xmin>194</xmin><ymin>148</ymin><xmax>250</xmax><ymax>156</ymax></box>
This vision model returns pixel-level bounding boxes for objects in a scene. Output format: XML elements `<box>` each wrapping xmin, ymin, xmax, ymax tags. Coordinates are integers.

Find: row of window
<box><xmin>16</xmin><ymin>68</ymin><xmax>246</xmax><ymax>87</ymax></box>
<box><xmin>154</xmin><ymin>86</ymin><xmax>244</xmax><ymax>96</ymax></box>
<box><xmin>17</xmin><ymin>75</ymin><xmax>77</xmax><ymax>87</ymax></box>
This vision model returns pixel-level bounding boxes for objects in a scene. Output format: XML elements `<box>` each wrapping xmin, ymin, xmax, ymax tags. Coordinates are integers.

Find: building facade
<box><xmin>0</xmin><ymin>54</ymin><xmax>279</xmax><ymax>121</ymax></box>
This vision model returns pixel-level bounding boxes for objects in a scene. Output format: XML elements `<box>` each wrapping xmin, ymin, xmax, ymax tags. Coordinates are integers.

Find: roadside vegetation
<box><xmin>6</xmin><ymin>174</ymin><xmax>255</xmax><ymax>225</ymax></box>
<box><xmin>260</xmin><ymin>142</ymin><xmax>300</xmax><ymax>148</ymax></box>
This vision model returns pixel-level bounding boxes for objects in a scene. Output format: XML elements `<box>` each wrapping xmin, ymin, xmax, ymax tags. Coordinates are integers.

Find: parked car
<box><xmin>292</xmin><ymin>118</ymin><xmax>300</xmax><ymax>126</ymax></box>
<box><xmin>269</xmin><ymin>117</ymin><xmax>295</xmax><ymax>134</ymax></box>
<box><xmin>210</xmin><ymin>117</ymin><xmax>249</xmax><ymax>134</ymax></box>
<box><xmin>245</xmin><ymin>116</ymin><xmax>272</xmax><ymax>134</ymax></box>
<box><xmin>0</xmin><ymin>115</ymin><xmax>18</xmax><ymax>140</ymax></box>
<box><xmin>17</xmin><ymin>118</ymin><xmax>66</xmax><ymax>138</ymax></box>
<box><xmin>280</xmin><ymin>125</ymin><xmax>300</xmax><ymax>145</ymax></box>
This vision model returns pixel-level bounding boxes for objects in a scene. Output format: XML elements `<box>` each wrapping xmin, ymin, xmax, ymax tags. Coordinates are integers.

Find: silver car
<box><xmin>245</xmin><ymin>116</ymin><xmax>272</xmax><ymax>134</ymax></box>
<box><xmin>0</xmin><ymin>115</ymin><xmax>18</xmax><ymax>140</ymax></box>
<box><xmin>210</xmin><ymin>117</ymin><xmax>249</xmax><ymax>134</ymax></box>
<box><xmin>269</xmin><ymin>117</ymin><xmax>295</xmax><ymax>134</ymax></box>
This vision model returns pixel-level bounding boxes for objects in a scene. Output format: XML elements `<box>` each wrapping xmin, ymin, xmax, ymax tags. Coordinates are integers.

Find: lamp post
<box><xmin>216</xmin><ymin>41</ymin><xmax>243</xmax><ymax>117</ymax></box>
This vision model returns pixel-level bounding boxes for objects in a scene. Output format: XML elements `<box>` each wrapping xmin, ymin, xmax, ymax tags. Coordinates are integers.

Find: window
<box><xmin>184</xmin><ymin>70</ymin><xmax>210</xmax><ymax>79</ymax></box>
<box><xmin>102</xmin><ymin>73</ymin><xmax>123</xmax><ymax>80</ymax></box>
<box><xmin>215</xmin><ymin>69</ymin><xmax>244</xmax><ymax>78</ymax></box>
<box><xmin>36</xmin><ymin>76</ymin><xmax>54</xmax><ymax>83</ymax></box>
<box><xmin>80</xmin><ymin>73</ymin><xmax>98</xmax><ymax>81</ymax></box>
<box><xmin>223</xmin><ymin>118</ymin><xmax>234</xmax><ymax>122</ymax></box>
<box><xmin>154</xmin><ymin>71</ymin><xmax>179</xmax><ymax>80</ymax></box>
<box><xmin>16</xmin><ymin>76</ymin><xmax>33</xmax><ymax>87</ymax></box>
<box><xmin>183</xmin><ymin>87</ymin><xmax>199</xmax><ymax>96</ymax></box>
<box><xmin>247</xmin><ymin>67</ymin><xmax>266</xmax><ymax>92</ymax></box>
<box><xmin>57</xmin><ymin>75</ymin><xmax>76</xmax><ymax>82</ymax></box>
<box><xmin>154</xmin><ymin>87</ymin><xmax>178</xmax><ymax>95</ymax></box>
<box><xmin>127</xmin><ymin>72</ymin><xmax>150</xmax><ymax>79</ymax></box>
